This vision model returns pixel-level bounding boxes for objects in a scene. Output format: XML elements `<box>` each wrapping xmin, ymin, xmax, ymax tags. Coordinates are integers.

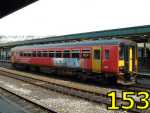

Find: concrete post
<box><xmin>144</xmin><ymin>43</ymin><xmax>147</xmax><ymax>59</ymax></box>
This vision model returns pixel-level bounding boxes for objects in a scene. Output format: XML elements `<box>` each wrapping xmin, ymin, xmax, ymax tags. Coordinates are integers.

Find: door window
<box><xmin>82</xmin><ymin>50</ymin><xmax>90</xmax><ymax>59</ymax></box>
<box><xmin>94</xmin><ymin>50</ymin><xmax>100</xmax><ymax>59</ymax></box>
<box><xmin>105</xmin><ymin>50</ymin><xmax>110</xmax><ymax>60</ymax></box>
<box><xmin>119</xmin><ymin>47</ymin><xmax>124</xmax><ymax>60</ymax></box>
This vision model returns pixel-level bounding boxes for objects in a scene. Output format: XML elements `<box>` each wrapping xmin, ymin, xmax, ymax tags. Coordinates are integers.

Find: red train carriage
<box><xmin>11</xmin><ymin>39</ymin><xmax>138</xmax><ymax>85</ymax></box>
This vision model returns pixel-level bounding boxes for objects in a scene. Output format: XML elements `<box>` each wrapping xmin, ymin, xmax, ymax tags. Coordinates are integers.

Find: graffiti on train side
<box><xmin>53</xmin><ymin>58</ymin><xmax>80</xmax><ymax>68</ymax></box>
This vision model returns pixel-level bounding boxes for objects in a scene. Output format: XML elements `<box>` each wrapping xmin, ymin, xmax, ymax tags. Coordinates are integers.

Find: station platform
<box><xmin>137</xmin><ymin>72</ymin><xmax>150</xmax><ymax>76</ymax></box>
<box><xmin>137</xmin><ymin>66</ymin><xmax>150</xmax><ymax>78</ymax></box>
<box><xmin>0</xmin><ymin>96</ymin><xmax>26</xmax><ymax>113</ymax></box>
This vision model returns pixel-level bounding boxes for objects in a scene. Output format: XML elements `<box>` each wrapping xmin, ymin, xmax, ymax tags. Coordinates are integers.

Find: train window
<box><xmin>23</xmin><ymin>52</ymin><xmax>25</xmax><ymax>56</ymax></box>
<box><xmin>94</xmin><ymin>50</ymin><xmax>100</xmax><ymax>59</ymax></box>
<box><xmin>105</xmin><ymin>50</ymin><xmax>110</xmax><ymax>60</ymax></box>
<box><xmin>22</xmin><ymin>52</ymin><xmax>24</xmax><ymax>56</ymax></box>
<box><xmin>43</xmin><ymin>51</ymin><xmax>48</xmax><ymax>57</ymax></box>
<box><xmin>29</xmin><ymin>52</ymin><xmax>32</xmax><ymax>57</ymax></box>
<box><xmin>24</xmin><ymin>52</ymin><xmax>27</xmax><ymax>57</ymax></box>
<box><xmin>82</xmin><ymin>50</ymin><xmax>90</xmax><ymax>59</ymax></box>
<box><xmin>27</xmin><ymin>53</ymin><xmax>30</xmax><ymax>57</ymax></box>
<box><xmin>72</xmin><ymin>50</ymin><xmax>80</xmax><ymax>58</ymax></box>
<box><xmin>63</xmin><ymin>50</ymin><xmax>70</xmax><ymax>58</ymax></box>
<box><xmin>119</xmin><ymin>47</ymin><xmax>124</xmax><ymax>60</ymax></box>
<box><xmin>23</xmin><ymin>52</ymin><xmax>24</xmax><ymax>56</ymax></box>
<box><xmin>32</xmin><ymin>51</ymin><xmax>36</xmax><ymax>57</ymax></box>
<box><xmin>26</xmin><ymin>52</ymin><xmax>28</xmax><ymax>56</ymax></box>
<box><xmin>37</xmin><ymin>51</ymin><xmax>41</xmax><ymax>57</ymax></box>
<box><xmin>49</xmin><ymin>51</ymin><xmax>54</xmax><ymax>57</ymax></box>
<box><xmin>27</xmin><ymin>52</ymin><xmax>32</xmax><ymax>57</ymax></box>
<box><xmin>20</xmin><ymin>52</ymin><xmax>23</xmax><ymax>56</ymax></box>
<box><xmin>24</xmin><ymin>52</ymin><xmax>28</xmax><ymax>56</ymax></box>
<box><xmin>56</xmin><ymin>51</ymin><xmax>62</xmax><ymax>58</ymax></box>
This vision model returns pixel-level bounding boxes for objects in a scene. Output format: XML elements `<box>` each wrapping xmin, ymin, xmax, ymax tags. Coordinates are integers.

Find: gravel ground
<box><xmin>0</xmin><ymin>67</ymin><xmax>140</xmax><ymax>102</ymax></box>
<box><xmin>0</xmin><ymin>75</ymin><xmax>129</xmax><ymax>113</ymax></box>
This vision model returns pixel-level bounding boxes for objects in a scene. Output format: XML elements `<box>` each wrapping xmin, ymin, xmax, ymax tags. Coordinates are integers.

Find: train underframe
<box><xmin>12</xmin><ymin>63</ymin><xmax>136</xmax><ymax>85</ymax></box>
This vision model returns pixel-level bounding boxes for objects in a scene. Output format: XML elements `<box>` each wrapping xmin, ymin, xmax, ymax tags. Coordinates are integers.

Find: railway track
<box><xmin>1</xmin><ymin>61</ymin><xmax>150</xmax><ymax>90</ymax></box>
<box><xmin>0</xmin><ymin>86</ymin><xmax>55</xmax><ymax>113</ymax></box>
<box><xmin>0</xmin><ymin>67</ymin><xmax>149</xmax><ymax>113</ymax></box>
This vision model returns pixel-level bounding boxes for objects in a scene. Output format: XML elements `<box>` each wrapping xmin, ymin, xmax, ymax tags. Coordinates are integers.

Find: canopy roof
<box><xmin>1</xmin><ymin>25</ymin><xmax>150</xmax><ymax>48</ymax></box>
<box><xmin>0</xmin><ymin>0</ymin><xmax>38</xmax><ymax>18</ymax></box>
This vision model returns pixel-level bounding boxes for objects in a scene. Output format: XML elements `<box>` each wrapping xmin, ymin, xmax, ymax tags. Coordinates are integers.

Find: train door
<box><xmin>102</xmin><ymin>45</ymin><xmax>118</xmax><ymax>73</ymax></box>
<box><xmin>129</xmin><ymin>47</ymin><xmax>133</xmax><ymax>72</ymax></box>
<box><xmin>81</xmin><ymin>49</ymin><xmax>92</xmax><ymax>71</ymax></box>
<box><xmin>92</xmin><ymin>46</ymin><xmax>101</xmax><ymax>73</ymax></box>
<box><xmin>129</xmin><ymin>45</ymin><xmax>137</xmax><ymax>73</ymax></box>
<box><xmin>124</xmin><ymin>45</ymin><xmax>137</xmax><ymax>73</ymax></box>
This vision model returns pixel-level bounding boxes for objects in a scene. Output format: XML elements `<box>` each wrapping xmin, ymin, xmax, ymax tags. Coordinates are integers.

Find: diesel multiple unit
<box><xmin>11</xmin><ymin>39</ymin><xmax>138</xmax><ymax>85</ymax></box>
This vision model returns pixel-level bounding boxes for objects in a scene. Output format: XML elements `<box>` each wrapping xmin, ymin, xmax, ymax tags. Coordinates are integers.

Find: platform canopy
<box><xmin>0</xmin><ymin>25</ymin><xmax>150</xmax><ymax>48</ymax></box>
<box><xmin>0</xmin><ymin>0</ymin><xmax>38</xmax><ymax>18</ymax></box>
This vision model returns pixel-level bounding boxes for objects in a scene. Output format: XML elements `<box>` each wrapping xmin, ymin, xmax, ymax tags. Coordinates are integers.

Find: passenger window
<box><xmin>56</xmin><ymin>51</ymin><xmax>61</xmax><ymax>58</ymax></box>
<box><xmin>24</xmin><ymin>52</ymin><xmax>27</xmax><ymax>57</ymax></box>
<box><xmin>94</xmin><ymin>50</ymin><xmax>100</xmax><ymax>59</ymax></box>
<box><xmin>27</xmin><ymin>52</ymin><xmax>32</xmax><ymax>57</ymax></box>
<box><xmin>37</xmin><ymin>51</ymin><xmax>41</xmax><ymax>57</ymax></box>
<box><xmin>49</xmin><ymin>51</ymin><xmax>54</xmax><ymax>57</ymax></box>
<box><xmin>43</xmin><ymin>51</ymin><xmax>48</xmax><ymax>57</ymax></box>
<box><xmin>72</xmin><ymin>50</ymin><xmax>80</xmax><ymax>58</ymax></box>
<box><xmin>20</xmin><ymin>52</ymin><xmax>23</xmax><ymax>56</ymax></box>
<box><xmin>82</xmin><ymin>50</ymin><xmax>90</xmax><ymax>59</ymax></box>
<box><xmin>105</xmin><ymin>50</ymin><xmax>110</xmax><ymax>60</ymax></box>
<box><xmin>63</xmin><ymin>50</ymin><xmax>70</xmax><ymax>58</ymax></box>
<box><xmin>32</xmin><ymin>51</ymin><xmax>36</xmax><ymax>57</ymax></box>
<box><xmin>28</xmin><ymin>52</ymin><xmax>31</xmax><ymax>57</ymax></box>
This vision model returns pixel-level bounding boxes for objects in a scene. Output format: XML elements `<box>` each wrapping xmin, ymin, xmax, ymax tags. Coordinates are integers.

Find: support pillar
<box><xmin>144</xmin><ymin>43</ymin><xmax>147</xmax><ymax>60</ymax></box>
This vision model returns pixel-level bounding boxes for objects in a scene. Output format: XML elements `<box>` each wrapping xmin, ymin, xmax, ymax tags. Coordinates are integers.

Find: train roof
<box><xmin>11</xmin><ymin>39</ymin><xmax>136</xmax><ymax>51</ymax></box>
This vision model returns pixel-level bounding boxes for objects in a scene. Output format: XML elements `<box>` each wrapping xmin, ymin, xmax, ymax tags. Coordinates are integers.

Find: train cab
<box><xmin>117</xmin><ymin>42</ymin><xmax>138</xmax><ymax>85</ymax></box>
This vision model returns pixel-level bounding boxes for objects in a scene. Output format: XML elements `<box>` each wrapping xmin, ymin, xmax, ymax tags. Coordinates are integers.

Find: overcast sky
<box><xmin>0</xmin><ymin>0</ymin><xmax>150</xmax><ymax>36</ymax></box>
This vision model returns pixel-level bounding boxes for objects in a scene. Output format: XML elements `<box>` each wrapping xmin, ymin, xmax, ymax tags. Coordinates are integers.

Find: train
<box><xmin>10</xmin><ymin>39</ymin><xmax>138</xmax><ymax>85</ymax></box>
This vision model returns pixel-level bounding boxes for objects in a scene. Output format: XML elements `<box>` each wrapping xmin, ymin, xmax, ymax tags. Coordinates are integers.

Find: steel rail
<box><xmin>0</xmin><ymin>86</ymin><xmax>56</xmax><ymax>113</ymax></box>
